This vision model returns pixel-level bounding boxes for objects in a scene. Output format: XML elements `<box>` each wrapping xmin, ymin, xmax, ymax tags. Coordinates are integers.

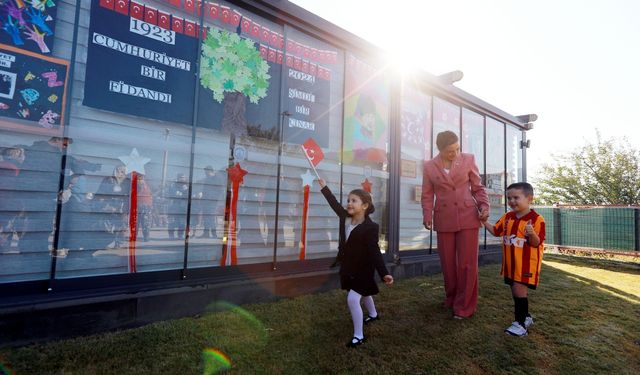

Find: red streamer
<box><xmin>221</xmin><ymin>163</ymin><xmax>247</xmax><ymax>266</ymax></box>
<box><xmin>128</xmin><ymin>171</ymin><xmax>138</xmax><ymax>273</ymax></box>
<box><xmin>299</xmin><ymin>184</ymin><xmax>310</xmax><ymax>260</ymax></box>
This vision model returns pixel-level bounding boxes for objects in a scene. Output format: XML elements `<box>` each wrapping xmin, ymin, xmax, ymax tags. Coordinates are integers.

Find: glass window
<box><xmin>398</xmin><ymin>84</ymin><xmax>431</xmax><ymax>251</ymax></box>
<box><xmin>342</xmin><ymin>54</ymin><xmax>391</xmax><ymax>251</ymax></box>
<box><xmin>506</xmin><ymin>125</ymin><xmax>522</xmax><ymax>187</ymax></box>
<box><xmin>0</xmin><ymin>1</ymin><xmax>72</xmax><ymax>282</ymax></box>
<box><xmin>486</xmin><ymin>117</ymin><xmax>505</xmax><ymax>245</ymax></box>
<box><xmin>462</xmin><ymin>108</ymin><xmax>485</xmax><ymax>247</ymax></box>
<box><xmin>192</xmin><ymin>1</ymin><xmax>283</xmax><ymax>267</ymax></box>
<box><xmin>432</xmin><ymin>97</ymin><xmax>460</xmax><ymax>152</ymax></box>
<box><xmin>274</xmin><ymin>26</ymin><xmax>344</xmax><ymax>261</ymax></box>
<box><xmin>53</xmin><ymin>0</ymin><xmax>201</xmax><ymax>277</ymax></box>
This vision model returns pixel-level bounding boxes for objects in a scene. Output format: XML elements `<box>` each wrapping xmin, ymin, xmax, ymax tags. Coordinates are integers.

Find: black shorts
<box><xmin>504</xmin><ymin>277</ymin><xmax>537</xmax><ymax>290</ymax></box>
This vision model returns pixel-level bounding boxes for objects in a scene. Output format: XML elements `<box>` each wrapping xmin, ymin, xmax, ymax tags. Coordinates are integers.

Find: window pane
<box><xmin>54</xmin><ymin>0</ymin><xmax>200</xmax><ymax>277</ymax></box>
<box><xmin>506</xmin><ymin>125</ymin><xmax>520</xmax><ymax>186</ymax></box>
<box><xmin>275</xmin><ymin>26</ymin><xmax>344</xmax><ymax>261</ymax></box>
<box><xmin>462</xmin><ymin>108</ymin><xmax>485</xmax><ymax>247</ymax></box>
<box><xmin>192</xmin><ymin>1</ymin><xmax>283</xmax><ymax>267</ymax></box>
<box><xmin>486</xmin><ymin>117</ymin><xmax>505</xmax><ymax>245</ymax></box>
<box><xmin>432</xmin><ymin>97</ymin><xmax>460</xmax><ymax>152</ymax></box>
<box><xmin>399</xmin><ymin>84</ymin><xmax>431</xmax><ymax>251</ymax></box>
<box><xmin>0</xmin><ymin>1</ymin><xmax>74</xmax><ymax>282</ymax></box>
<box><xmin>342</xmin><ymin>54</ymin><xmax>390</xmax><ymax>252</ymax></box>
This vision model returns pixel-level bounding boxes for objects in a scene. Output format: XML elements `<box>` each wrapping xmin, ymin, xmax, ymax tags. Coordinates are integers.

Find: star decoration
<box><xmin>361</xmin><ymin>178</ymin><xmax>372</xmax><ymax>193</ymax></box>
<box><xmin>118</xmin><ymin>148</ymin><xmax>150</xmax><ymax>175</ymax></box>
<box><xmin>300</xmin><ymin>169</ymin><xmax>315</xmax><ymax>187</ymax></box>
<box><xmin>227</xmin><ymin>162</ymin><xmax>248</xmax><ymax>185</ymax></box>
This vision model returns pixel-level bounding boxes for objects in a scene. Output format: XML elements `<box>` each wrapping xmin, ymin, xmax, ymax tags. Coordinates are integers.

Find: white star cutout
<box><xmin>118</xmin><ymin>148</ymin><xmax>150</xmax><ymax>175</ymax></box>
<box><xmin>300</xmin><ymin>169</ymin><xmax>315</xmax><ymax>187</ymax></box>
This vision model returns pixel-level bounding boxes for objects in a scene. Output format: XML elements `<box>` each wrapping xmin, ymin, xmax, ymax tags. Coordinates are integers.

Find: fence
<box><xmin>534</xmin><ymin>206</ymin><xmax>640</xmax><ymax>253</ymax></box>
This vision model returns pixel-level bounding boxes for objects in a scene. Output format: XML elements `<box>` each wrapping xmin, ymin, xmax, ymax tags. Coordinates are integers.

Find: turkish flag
<box><xmin>144</xmin><ymin>7</ymin><xmax>158</xmax><ymax>24</ymax></box>
<box><xmin>303</xmin><ymin>46</ymin><xmax>310</xmax><ymax>59</ymax></box>
<box><xmin>311</xmin><ymin>48</ymin><xmax>318</xmax><ymax>62</ymax></box>
<box><xmin>114</xmin><ymin>0</ymin><xmax>129</xmax><ymax>15</ymax></box>
<box><xmin>301</xmin><ymin>60</ymin><xmax>309</xmax><ymax>73</ymax></box>
<box><xmin>267</xmin><ymin>48</ymin><xmax>276</xmax><ymax>63</ymax></box>
<box><xmin>285</xmin><ymin>54</ymin><xmax>293</xmax><ymax>67</ymax></box>
<box><xmin>184</xmin><ymin>0</ymin><xmax>195</xmax><ymax>13</ymax></box>
<box><xmin>317</xmin><ymin>66</ymin><xmax>325</xmax><ymax>79</ymax></box>
<box><xmin>260</xmin><ymin>26</ymin><xmax>270</xmax><ymax>43</ymax></box>
<box><xmin>294</xmin><ymin>56</ymin><xmax>301</xmax><ymax>71</ymax></box>
<box><xmin>172</xmin><ymin>17</ymin><xmax>184</xmax><ymax>33</ymax></box>
<box><xmin>309</xmin><ymin>63</ymin><xmax>317</xmax><ymax>76</ymax></box>
<box><xmin>302</xmin><ymin>138</ymin><xmax>324</xmax><ymax>167</ymax></box>
<box><xmin>130</xmin><ymin>1</ymin><xmax>144</xmax><ymax>20</ymax></box>
<box><xmin>202</xmin><ymin>26</ymin><xmax>208</xmax><ymax>40</ymax></box>
<box><xmin>269</xmin><ymin>31</ymin><xmax>278</xmax><ymax>47</ymax></box>
<box><xmin>158</xmin><ymin>10</ymin><xmax>171</xmax><ymax>29</ymax></box>
<box><xmin>295</xmin><ymin>42</ymin><xmax>303</xmax><ymax>56</ymax></box>
<box><xmin>251</xmin><ymin>22</ymin><xmax>261</xmax><ymax>38</ymax></box>
<box><xmin>278</xmin><ymin>34</ymin><xmax>284</xmax><ymax>49</ymax></box>
<box><xmin>206</xmin><ymin>2</ymin><xmax>219</xmax><ymax>19</ymax></box>
<box><xmin>232</xmin><ymin>10</ymin><xmax>241</xmax><ymax>27</ymax></box>
<box><xmin>220</xmin><ymin>6</ymin><xmax>231</xmax><ymax>24</ymax></box>
<box><xmin>259</xmin><ymin>44</ymin><xmax>268</xmax><ymax>60</ymax></box>
<box><xmin>99</xmin><ymin>0</ymin><xmax>114</xmax><ymax>9</ymax></box>
<box><xmin>168</xmin><ymin>0</ymin><xmax>181</xmax><ymax>8</ymax></box>
<box><xmin>287</xmin><ymin>40</ymin><xmax>295</xmax><ymax>53</ymax></box>
<box><xmin>323</xmin><ymin>68</ymin><xmax>332</xmax><ymax>80</ymax></box>
<box><xmin>276</xmin><ymin>51</ymin><xmax>283</xmax><ymax>65</ymax></box>
<box><xmin>241</xmin><ymin>17</ymin><xmax>251</xmax><ymax>33</ymax></box>
<box><xmin>184</xmin><ymin>19</ymin><xmax>197</xmax><ymax>36</ymax></box>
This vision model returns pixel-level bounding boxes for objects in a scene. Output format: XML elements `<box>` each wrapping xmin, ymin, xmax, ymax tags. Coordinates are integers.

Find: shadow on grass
<box><xmin>0</xmin><ymin>255</ymin><xmax>639</xmax><ymax>374</ymax></box>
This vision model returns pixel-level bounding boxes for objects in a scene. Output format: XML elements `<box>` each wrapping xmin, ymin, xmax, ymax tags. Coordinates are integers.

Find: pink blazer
<box><xmin>421</xmin><ymin>153</ymin><xmax>489</xmax><ymax>233</ymax></box>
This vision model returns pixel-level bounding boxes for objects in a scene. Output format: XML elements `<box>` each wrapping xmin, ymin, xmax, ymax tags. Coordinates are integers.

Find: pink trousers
<box><xmin>436</xmin><ymin>229</ymin><xmax>479</xmax><ymax>318</ymax></box>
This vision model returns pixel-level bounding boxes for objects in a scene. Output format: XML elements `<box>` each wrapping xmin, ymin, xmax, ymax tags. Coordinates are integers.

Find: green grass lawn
<box><xmin>1</xmin><ymin>254</ymin><xmax>639</xmax><ymax>374</ymax></box>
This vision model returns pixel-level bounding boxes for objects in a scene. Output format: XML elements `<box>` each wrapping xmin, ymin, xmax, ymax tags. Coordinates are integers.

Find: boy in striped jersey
<box><xmin>482</xmin><ymin>182</ymin><xmax>546</xmax><ymax>337</ymax></box>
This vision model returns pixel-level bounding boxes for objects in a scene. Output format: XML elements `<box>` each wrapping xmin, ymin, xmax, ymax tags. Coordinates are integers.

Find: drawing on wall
<box><xmin>343</xmin><ymin>54</ymin><xmax>389</xmax><ymax>165</ymax></box>
<box><xmin>199</xmin><ymin>27</ymin><xmax>270</xmax><ymax>138</ymax></box>
<box><xmin>0</xmin><ymin>0</ymin><xmax>57</xmax><ymax>55</ymax></box>
<box><xmin>0</xmin><ymin>43</ymin><xmax>68</xmax><ymax>132</ymax></box>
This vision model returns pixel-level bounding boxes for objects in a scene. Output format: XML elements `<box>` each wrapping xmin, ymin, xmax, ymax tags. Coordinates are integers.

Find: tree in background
<box><xmin>200</xmin><ymin>28</ymin><xmax>270</xmax><ymax>138</ymax></box>
<box><xmin>535</xmin><ymin>131</ymin><xmax>640</xmax><ymax>205</ymax></box>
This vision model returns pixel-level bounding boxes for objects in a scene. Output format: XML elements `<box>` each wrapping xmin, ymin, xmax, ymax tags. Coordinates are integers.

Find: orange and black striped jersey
<box><xmin>492</xmin><ymin>209</ymin><xmax>546</xmax><ymax>286</ymax></box>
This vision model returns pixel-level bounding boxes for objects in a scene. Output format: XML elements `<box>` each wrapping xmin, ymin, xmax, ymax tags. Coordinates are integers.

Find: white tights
<box><xmin>347</xmin><ymin>290</ymin><xmax>378</xmax><ymax>339</ymax></box>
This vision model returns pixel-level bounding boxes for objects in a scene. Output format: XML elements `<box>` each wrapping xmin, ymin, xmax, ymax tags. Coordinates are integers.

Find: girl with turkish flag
<box><xmin>318</xmin><ymin>178</ymin><xmax>393</xmax><ymax>348</ymax></box>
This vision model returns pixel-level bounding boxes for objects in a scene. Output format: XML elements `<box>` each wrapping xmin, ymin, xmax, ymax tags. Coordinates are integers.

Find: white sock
<box><xmin>362</xmin><ymin>296</ymin><xmax>377</xmax><ymax>318</ymax></box>
<box><xmin>347</xmin><ymin>290</ymin><xmax>364</xmax><ymax>339</ymax></box>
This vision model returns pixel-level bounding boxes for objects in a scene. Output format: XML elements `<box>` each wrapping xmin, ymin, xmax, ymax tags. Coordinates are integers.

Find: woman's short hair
<box><xmin>436</xmin><ymin>131</ymin><xmax>459</xmax><ymax>151</ymax></box>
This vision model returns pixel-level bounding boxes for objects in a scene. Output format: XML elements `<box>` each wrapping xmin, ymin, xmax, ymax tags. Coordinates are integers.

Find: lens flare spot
<box><xmin>0</xmin><ymin>362</ymin><xmax>16</xmax><ymax>375</ymax></box>
<box><xmin>202</xmin><ymin>348</ymin><xmax>232</xmax><ymax>374</ymax></box>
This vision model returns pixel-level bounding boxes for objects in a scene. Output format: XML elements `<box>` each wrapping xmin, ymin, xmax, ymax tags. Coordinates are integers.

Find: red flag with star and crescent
<box><xmin>301</xmin><ymin>138</ymin><xmax>324</xmax><ymax>167</ymax></box>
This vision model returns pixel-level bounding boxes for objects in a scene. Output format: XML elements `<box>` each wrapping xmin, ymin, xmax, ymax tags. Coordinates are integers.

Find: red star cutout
<box><xmin>227</xmin><ymin>162</ymin><xmax>248</xmax><ymax>185</ymax></box>
<box><xmin>361</xmin><ymin>178</ymin><xmax>372</xmax><ymax>193</ymax></box>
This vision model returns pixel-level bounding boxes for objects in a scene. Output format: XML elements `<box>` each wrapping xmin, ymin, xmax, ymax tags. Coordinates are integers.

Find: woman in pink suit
<box><xmin>422</xmin><ymin>131</ymin><xmax>489</xmax><ymax>318</ymax></box>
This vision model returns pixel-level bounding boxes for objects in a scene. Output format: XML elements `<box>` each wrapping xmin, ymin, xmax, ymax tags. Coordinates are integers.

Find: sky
<box><xmin>289</xmin><ymin>0</ymin><xmax>640</xmax><ymax>179</ymax></box>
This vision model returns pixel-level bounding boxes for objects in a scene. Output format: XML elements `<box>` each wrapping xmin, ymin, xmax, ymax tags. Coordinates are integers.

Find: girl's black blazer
<box><xmin>321</xmin><ymin>186</ymin><xmax>389</xmax><ymax>296</ymax></box>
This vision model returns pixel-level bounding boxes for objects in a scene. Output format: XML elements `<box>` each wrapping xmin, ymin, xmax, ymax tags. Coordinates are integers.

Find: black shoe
<box><xmin>346</xmin><ymin>336</ymin><xmax>365</xmax><ymax>348</ymax></box>
<box><xmin>364</xmin><ymin>315</ymin><xmax>379</xmax><ymax>324</ymax></box>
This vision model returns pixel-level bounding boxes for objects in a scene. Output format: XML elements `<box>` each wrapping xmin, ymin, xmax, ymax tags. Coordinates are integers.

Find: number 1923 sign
<box><xmin>83</xmin><ymin>0</ymin><xmax>198</xmax><ymax>125</ymax></box>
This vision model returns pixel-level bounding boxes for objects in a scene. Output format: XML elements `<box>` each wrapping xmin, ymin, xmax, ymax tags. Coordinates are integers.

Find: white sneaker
<box><xmin>525</xmin><ymin>316</ymin><xmax>534</xmax><ymax>329</ymax></box>
<box><xmin>505</xmin><ymin>321</ymin><xmax>528</xmax><ymax>337</ymax></box>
